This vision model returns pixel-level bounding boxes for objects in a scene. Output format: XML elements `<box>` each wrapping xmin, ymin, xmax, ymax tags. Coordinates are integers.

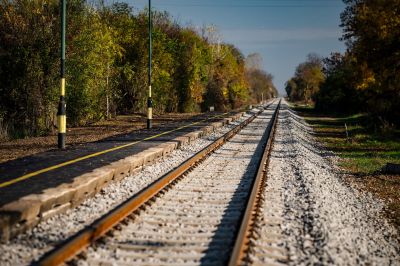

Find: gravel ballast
<box><xmin>3</xmin><ymin>100</ymin><xmax>397</xmax><ymax>265</ymax></box>
<box><xmin>248</xmin><ymin>100</ymin><xmax>399</xmax><ymax>265</ymax></box>
<box><xmin>80</xmin><ymin>107</ymin><xmax>276</xmax><ymax>265</ymax></box>
<box><xmin>0</xmin><ymin>110</ymin><xmax>257</xmax><ymax>266</ymax></box>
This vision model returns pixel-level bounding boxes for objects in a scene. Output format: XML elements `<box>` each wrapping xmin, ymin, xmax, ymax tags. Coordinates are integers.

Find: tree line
<box><xmin>0</xmin><ymin>0</ymin><xmax>277</xmax><ymax>139</ymax></box>
<box><xmin>285</xmin><ymin>0</ymin><xmax>399</xmax><ymax>127</ymax></box>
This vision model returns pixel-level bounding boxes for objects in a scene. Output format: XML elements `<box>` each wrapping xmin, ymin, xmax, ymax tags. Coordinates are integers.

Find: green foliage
<box><xmin>0</xmin><ymin>0</ymin><xmax>276</xmax><ymax>139</ymax></box>
<box><xmin>296</xmin><ymin>107</ymin><xmax>400</xmax><ymax>174</ymax></box>
<box><xmin>202</xmin><ymin>44</ymin><xmax>262</xmax><ymax>111</ymax></box>
<box><xmin>342</xmin><ymin>0</ymin><xmax>400</xmax><ymax>124</ymax></box>
<box><xmin>67</xmin><ymin>7</ymin><xmax>122</xmax><ymax>125</ymax></box>
<box><xmin>246</xmin><ymin>69</ymin><xmax>277</xmax><ymax>103</ymax></box>
<box><xmin>245</xmin><ymin>52</ymin><xmax>277</xmax><ymax>103</ymax></box>
<box><xmin>0</xmin><ymin>0</ymin><xmax>60</xmax><ymax>137</ymax></box>
<box><xmin>313</xmin><ymin>0</ymin><xmax>400</xmax><ymax>126</ymax></box>
<box><xmin>285</xmin><ymin>53</ymin><xmax>324</xmax><ymax>103</ymax></box>
<box><xmin>174</xmin><ymin>28</ymin><xmax>212</xmax><ymax>112</ymax></box>
<box><xmin>315</xmin><ymin>53</ymin><xmax>363</xmax><ymax>114</ymax></box>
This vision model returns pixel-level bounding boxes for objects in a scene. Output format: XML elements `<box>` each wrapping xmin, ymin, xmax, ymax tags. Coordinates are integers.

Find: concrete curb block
<box><xmin>0</xmin><ymin>112</ymin><xmax>245</xmax><ymax>241</ymax></box>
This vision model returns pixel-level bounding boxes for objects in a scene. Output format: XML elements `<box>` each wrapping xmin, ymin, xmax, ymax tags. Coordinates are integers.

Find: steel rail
<box><xmin>228</xmin><ymin>99</ymin><xmax>281</xmax><ymax>266</ymax></box>
<box><xmin>0</xmin><ymin>111</ymin><xmax>233</xmax><ymax>188</ymax></box>
<box><xmin>36</xmin><ymin>103</ymin><xmax>272</xmax><ymax>266</ymax></box>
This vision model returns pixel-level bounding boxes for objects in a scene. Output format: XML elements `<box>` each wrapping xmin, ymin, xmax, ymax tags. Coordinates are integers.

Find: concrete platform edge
<box><xmin>0</xmin><ymin>112</ymin><xmax>245</xmax><ymax>241</ymax></box>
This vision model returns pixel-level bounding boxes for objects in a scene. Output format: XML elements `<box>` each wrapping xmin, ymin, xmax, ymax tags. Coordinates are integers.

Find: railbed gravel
<box><xmin>0</xmin><ymin>110</ymin><xmax>256</xmax><ymax>266</ymax></box>
<box><xmin>78</xmin><ymin>106</ymin><xmax>276</xmax><ymax>265</ymax></box>
<box><xmin>247</xmin><ymin>100</ymin><xmax>399</xmax><ymax>266</ymax></box>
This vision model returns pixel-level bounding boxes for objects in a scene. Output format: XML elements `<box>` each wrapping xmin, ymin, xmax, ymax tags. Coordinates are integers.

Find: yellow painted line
<box><xmin>0</xmin><ymin>113</ymin><xmax>229</xmax><ymax>188</ymax></box>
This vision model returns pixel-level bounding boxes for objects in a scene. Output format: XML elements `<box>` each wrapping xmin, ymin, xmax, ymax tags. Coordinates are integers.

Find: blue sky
<box><xmin>119</xmin><ymin>0</ymin><xmax>346</xmax><ymax>94</ymax></box>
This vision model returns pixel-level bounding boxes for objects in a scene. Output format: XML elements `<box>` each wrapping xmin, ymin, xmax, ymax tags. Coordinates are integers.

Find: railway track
<box><xmin>37</xmin><ymin>100</ymin><xmax>281</xmax><ymax>266</ymax></box>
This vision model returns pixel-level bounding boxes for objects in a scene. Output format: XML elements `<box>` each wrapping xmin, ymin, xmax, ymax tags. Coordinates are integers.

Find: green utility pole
<box><xmin>57</xmin><ymin>0</ymin><xmax>67</xmax><ymax>149</ymax></box>
<box><xmin>147</xmin><ymin>0</ymin><xmax>153</xmax><ymax>129</ymax></box>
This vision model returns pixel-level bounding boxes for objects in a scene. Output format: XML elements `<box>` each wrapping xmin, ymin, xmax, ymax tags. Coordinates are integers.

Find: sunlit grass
<box><xmin>294</xmin><ymin>106</ymin><xmax>400</xmax><ymax>174</ymax></box>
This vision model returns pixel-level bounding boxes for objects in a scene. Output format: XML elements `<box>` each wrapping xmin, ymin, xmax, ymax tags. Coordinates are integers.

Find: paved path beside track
<box><xmin>0</xmin><ymin>112</ymin><xmax>236</xmax><ymax>206</ymax></box>
<box><xmin>0</xmin><ymin>110</ymin><xmax>249</xmax><ymax>241</ymax></box>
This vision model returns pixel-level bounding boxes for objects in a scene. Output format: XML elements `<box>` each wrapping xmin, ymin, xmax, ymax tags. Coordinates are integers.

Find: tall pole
<box><xmin>58</xmin><ymin>0</ymin><xmax>67</xmax><ymax>148</ymax></box>
<box><xmin>147</xmin><ymin>0</ymin><xmax>153</xmax><ymax>129</ymax></box>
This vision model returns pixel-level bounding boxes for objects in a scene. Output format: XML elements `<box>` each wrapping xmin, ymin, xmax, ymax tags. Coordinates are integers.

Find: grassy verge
<box><xmin>291</xmin><ymin>103</ymin><xmax>400</xmax><ymax>230</ymax></box>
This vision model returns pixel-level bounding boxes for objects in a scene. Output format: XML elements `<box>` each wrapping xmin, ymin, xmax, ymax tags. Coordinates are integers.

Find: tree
<box><xmin>67</xmin><ymin>7</ymin><xmax>122</xmax><ymax>125</ymax></box>
<box><xmin>245</xmin><ymin>53</ymin><xmax>263</xmax><ymax>71</ymax></box>
<box><xmin>285</xmin><ymin>53</ymin><xmax>324</xmax><ymax>103</ymax></box>
<box><xmin>340</xmin><ymin>0</ymin><xmax>400</xmax><ymax>123</ymax></box>
<box><xmin>203</xmin><ymin>44</ymin><xmax>249</xmax><ymax>111</ymax></box>
<box><xmin>174</xmin><ymin>28</ymin><xmax>212</xmax><ymax>112</ymax></box>
<box><xmin>285</xmin><ymin>78</ymin><xmax>300</xmax><ymax>101</ymax></box>
<box><xmin>0</xmin><ymin>0</ymin><xmax>276</xmax><ymax>139</ymax></box>
<box><xmin>0</xmin><ymin>0</ymin><xmax>60</xmax><ymax>137</ymax></box>
<box><xmin>247</xmin><ymin>69</ymin><xmax>276</xmax><ymax>102</ymax></box>
<box><xmin>314</xmin><ymin>52</ymin><xmax>362</xmax><ymax>113</ymax></box>
<box><xmin>244</xmin><ymin>54</ymin><xmax>277</xmax><ymax>104</ymax></box>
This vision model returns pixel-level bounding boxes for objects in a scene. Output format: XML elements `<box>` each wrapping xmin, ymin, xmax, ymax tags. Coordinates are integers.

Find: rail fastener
<box><xmin>229</xmin><ymin>100</ymin><xmax>281</xmax><ymax>266</ymax></box>
<box><xmin>36</xmin><ymin>105</ymin><xmax>270</xmax><ymax>266</ymax></box>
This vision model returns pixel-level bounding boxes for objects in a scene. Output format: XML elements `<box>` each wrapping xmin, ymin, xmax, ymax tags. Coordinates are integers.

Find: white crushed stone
<box><xmin>249</xmin><ymin>99</ymin><xmax>399</xmax><ymax>265</ymax></box>
<box><xmin>0</xmin><ymin>110</ymin><xmax>257</xmax><ymax>266</ymax></box>
<box><xmin>80</xmin><ymin>107</ymin><xmax>276</xmax><ymax>265</ymax></box>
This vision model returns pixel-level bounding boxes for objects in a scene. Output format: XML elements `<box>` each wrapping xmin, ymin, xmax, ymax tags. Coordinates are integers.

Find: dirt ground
<box><xmin>0</xmin><ymin>113</ymin><xmax>198</xmax><ymax>164</ymax></box>
<box><xmin>343</xmin><ymin>172</ymin><xmax>400</xmax><ymax>231</ymax></box>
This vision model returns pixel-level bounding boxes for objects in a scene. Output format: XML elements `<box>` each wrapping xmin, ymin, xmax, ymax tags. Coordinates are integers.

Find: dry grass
<box><xmin>344</xmin><ymin>174</ymin><xmax>400</xmax><ymax>229</ymax></box>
